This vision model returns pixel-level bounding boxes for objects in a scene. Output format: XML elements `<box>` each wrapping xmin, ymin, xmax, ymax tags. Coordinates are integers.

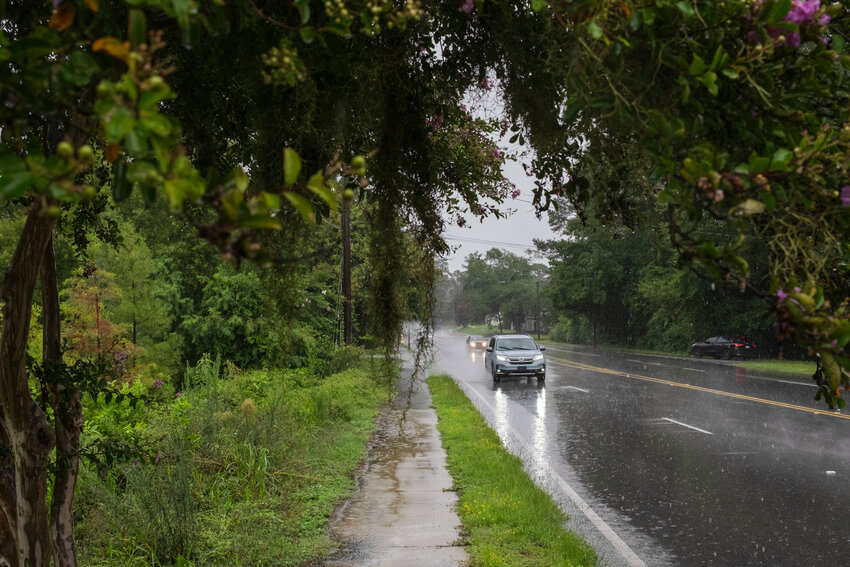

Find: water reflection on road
<box><xmin>431</xmin><ymin>330</ymin><xmax>850</xmax><ymax>567</ymax></box>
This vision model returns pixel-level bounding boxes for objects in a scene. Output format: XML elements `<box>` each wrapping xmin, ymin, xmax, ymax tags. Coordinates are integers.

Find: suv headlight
<box><xmin>533</xmin><ymin>354</ymin><xmax>544</xmax><ymax>361</ymax></box>
<box><xmin>496</xmin><ymin>355</ymin><xmax>509</xmax><ymax>362</ymax></box>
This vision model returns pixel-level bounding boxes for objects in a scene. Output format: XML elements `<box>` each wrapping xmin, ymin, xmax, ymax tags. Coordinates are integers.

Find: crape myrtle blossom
<box><xmin>840</xmin><ymin>185</ymin><xmax>850</xmax><ymax>207</ymax></box>
<box><xmin>459</xmin><ymin>0</ymin><xmax>473</xmax><ymax>14</ymax></box>
<box><xmin>749</xmin><ymin>0</ymin><xmax>830</xmax><ymax>47</ymax></box>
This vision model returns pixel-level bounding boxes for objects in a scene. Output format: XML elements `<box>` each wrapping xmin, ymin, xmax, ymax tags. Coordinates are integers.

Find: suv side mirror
<box><xmin>539</xmin><ymin>345</ymin><xmax>546</xmax><ymax>351</ymax></box>
<box><xmin>486</xmin><ymin>347</ymin><xmax>493</xmax><ymax>352</ymax></box>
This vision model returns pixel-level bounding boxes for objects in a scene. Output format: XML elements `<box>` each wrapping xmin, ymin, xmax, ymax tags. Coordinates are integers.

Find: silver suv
<box><xmin>484</xmin><ymin>334</ymin><xmax>546</xmax><ymax>382</ymax></box>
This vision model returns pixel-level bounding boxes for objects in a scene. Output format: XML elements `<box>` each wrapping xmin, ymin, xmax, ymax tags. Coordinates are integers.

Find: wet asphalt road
<box><xmin>427</xmin><ymin>329</ymin><xmax>850</xmax><ymax>567</ymax></box>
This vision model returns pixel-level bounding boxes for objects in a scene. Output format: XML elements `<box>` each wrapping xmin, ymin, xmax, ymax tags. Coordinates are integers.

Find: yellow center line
<box><xmin>547</xmin><ymin>355</ymin><xmax>850</xmax><ymax>420</ymax></box>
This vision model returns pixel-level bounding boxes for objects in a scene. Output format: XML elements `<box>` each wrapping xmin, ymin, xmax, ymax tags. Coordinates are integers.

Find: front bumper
<box><xmin>493</xmin><ymin>360</ymin><xmax>546</xmax><ymax>376</ymax></box>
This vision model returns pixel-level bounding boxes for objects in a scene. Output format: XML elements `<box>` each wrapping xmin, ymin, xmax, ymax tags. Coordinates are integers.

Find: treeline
<box><xmin>440</xmin><ymin>208</ymin><xmax>795</xmax><ymax>357</ymax></box>
<box><xmin>0</xmin><ymin>194</ymin><xmax>427</xmax><ymax>385</ymax></box>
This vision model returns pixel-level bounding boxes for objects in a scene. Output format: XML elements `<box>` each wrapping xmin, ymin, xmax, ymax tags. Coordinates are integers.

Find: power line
<box><xmin>443</xmin><ymin>234</ymin><xmax>543</xmax><ymax>249</ymax></box>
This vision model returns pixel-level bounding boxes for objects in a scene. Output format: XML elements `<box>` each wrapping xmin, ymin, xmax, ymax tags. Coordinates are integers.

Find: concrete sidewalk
<box><xmin>325</xmin><ymin>375</ymin><xmax>467</xmax><ymax>567</ymax></box>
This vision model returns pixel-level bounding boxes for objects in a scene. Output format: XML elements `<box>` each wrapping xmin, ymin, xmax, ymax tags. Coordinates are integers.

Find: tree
<box><xmin>457</xmin><ymin>249</ymin><xmax>546</xmax><ymax>332</ymax></box>
<box><xmin>0</xmin><ymin>3</ymin><xmax>515</xmax><ymax>563</ymax></box>
<box><xmin>544</xmin><ymin>218</ymin><xmax>652</xmax><ymax>347</ymax></box>
<box><xmin>516</xmin><ymin>0</ymin><xmax>850</xmax><ymax>407</ymax></box>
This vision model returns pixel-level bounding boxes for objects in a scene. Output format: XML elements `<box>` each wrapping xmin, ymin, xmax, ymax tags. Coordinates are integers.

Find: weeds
<box><xmin>75</xmin><ymin>357</ymin><xmax>384</xmax><ymax>566</ymax></box>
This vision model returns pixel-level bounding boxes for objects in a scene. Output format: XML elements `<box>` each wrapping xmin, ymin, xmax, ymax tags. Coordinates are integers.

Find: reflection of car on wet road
<box><xmin>466</xmin><ymin>335</ymin><xmax>488</xmax><ymax>349</ymax></box>
<box><xmin>690</xmin><ymin>336</ymin><xmax>757</xmax><ymax>359</ymax></box>
<box><xmin>484</xmin><ymin>334</ymin><xmax>546</xmax><ymax>382</ymax></box>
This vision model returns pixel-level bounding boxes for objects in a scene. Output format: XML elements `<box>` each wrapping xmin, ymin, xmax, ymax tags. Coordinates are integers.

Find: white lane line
<box><xmin>660</xmin><ymin>417</ymin><xmax>713</xmax><ymax>435</ymax></box>
<box><xmin>565</xmin><ymin>385</ymin><xmax>590</xmax><ymax>393</ymax></box>
<box><xmin>683</xmin><ymin>368</ymin><xmax>706</xmax><ymax>373</ymax></box>
<box><xmin>457</xmin><ymin>379</ymin><xmax>647</xmax><ymax>567</ymax></box>
<box><xmin>740</xmin><ymin>374</ymin><xmax>817</xmax><ymax>388</ymax></box>
<box><xmin>625</xmin><ymin>359</ymin><xmax>663</xmax><ymax>366</ymax></box>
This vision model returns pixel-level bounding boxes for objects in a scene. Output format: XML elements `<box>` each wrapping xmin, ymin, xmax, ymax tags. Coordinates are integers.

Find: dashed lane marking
<box><xmin>660</xmin><ymin>417</ymin><xmax>713</xmax><ymax>435</ymax></box>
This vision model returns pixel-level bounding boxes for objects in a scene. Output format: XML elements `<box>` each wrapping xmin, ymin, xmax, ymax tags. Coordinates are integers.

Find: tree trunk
<box><xmin>1</xmin><ymin>401</ymin><xmax>18</xmax><ymax>567</ymax></box>
<box><xmin>0</xmin><ymin>203</ymin><xmax>57</xmax><ymax>567</ymax></box>
<box><xmin>42</xmin><ymin>236</ymin><xmax>81</xmax><ymax>567</ymax></box>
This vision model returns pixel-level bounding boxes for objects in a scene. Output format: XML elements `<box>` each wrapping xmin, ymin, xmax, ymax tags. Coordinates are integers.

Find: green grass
<box><xmin>76</xmin><ymin>364</ymin><xmax>386</xmax><ymax>566</ymax></box>
<box><xmin>736</xmin><ymin>359</ymin><xmax>816</xmax><ymax>377</ymax></box>
<box><xmin>427</xmin><ymin>374</ymin><xmax>597</xmax><ymax>567</ymax></box>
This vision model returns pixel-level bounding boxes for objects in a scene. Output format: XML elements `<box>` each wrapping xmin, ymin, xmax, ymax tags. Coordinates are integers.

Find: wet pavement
<box><xmin>428</xmin><ymin>329</ymin><xmax>850</xmax><ymax>567</ymax></box>
<box><xmin>325</xmin><ymin>370</ymin><xmax>467</xmax><ymax>567</ymax></box>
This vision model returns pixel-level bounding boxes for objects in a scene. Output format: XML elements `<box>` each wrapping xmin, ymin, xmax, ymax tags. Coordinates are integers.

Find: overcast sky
<box><xmin>441</xmin><ymin>157</ymin><xmax>560</xmax><ymax>273</ymax></box>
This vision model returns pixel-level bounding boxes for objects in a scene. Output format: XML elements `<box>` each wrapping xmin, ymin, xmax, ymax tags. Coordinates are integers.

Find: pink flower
<box><xmin>459</xmin><ymin>0</ymin><xmax>473</xmax><ymax>14</ymax></box>
<box><xmin>491</xmin><ymin>148</ymin><xmax>501</xmax><ymax>159</ymax></box>
<box><xmin>176</xmin><ymin>392</ymin><xmax>183</xmax><ymax>398</ymax></box>
<box><xmin>510</xmin><ymin>189</ymin><xmax>521</xmax><ymax>199</ymax></box>
<box><xmin>152</xmin><ymin>379</ymin><xmax>163</xmax><ymax>388</ymax></box>
<box><xmin>478</xmin><ymin>78</ymin><xmax>494</xmax><ymax>90</ymax></box>
<box><xmin>840</xmin><ymin>186</ymin><xmax>850</xmax><ymax>207</ymax></box>
<box><xmin>776</xmin><ymin>288</ymin><xmax>788</xmax><ymax>304</ymax></box>
<box><xmin>784</xmin><ymin>0</ymin><xmax>820</xmax><ymax>25</ymax></box>
<box><xmin>326</xmin><ymin>306</ymin><xmax>331</xmax><ymax>312</ymax></box>
<box><xmin>155</xmin><ymin>452</ymin><xmax>162</xmax><ymax>464</ymax></box>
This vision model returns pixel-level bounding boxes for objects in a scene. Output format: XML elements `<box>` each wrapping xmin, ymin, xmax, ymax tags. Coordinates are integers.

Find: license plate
<box><xmin>518</xmin><ymin>366</ymin><xmax>526</xmax><ymax>371</ymax></box>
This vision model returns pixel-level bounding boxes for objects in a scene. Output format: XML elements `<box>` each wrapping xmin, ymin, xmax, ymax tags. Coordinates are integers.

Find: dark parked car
<box><xmin>466</xmin><ymin>335</ymin><xmax>488</xmax><ymax>349</ymax></box>
<box><xmin>484</xmin><ymin>334</ymin><xmax>546</xmax><ymax>382</ymax></box>
<box><xmin>690</xmin><ymin>336</ymin><xmax>758</xmax><ymax>359</ymax></box>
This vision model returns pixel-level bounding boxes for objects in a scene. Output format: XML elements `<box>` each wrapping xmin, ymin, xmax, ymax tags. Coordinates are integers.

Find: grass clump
<box><xmin>427</xmin><ymin>374</ymin><xmax>597</xmax><ymax>567</ymax></box>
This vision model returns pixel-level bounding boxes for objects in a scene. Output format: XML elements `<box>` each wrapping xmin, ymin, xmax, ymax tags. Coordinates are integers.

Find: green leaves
<box><xmin>112</xmin><ymin>159</ymin><xmax>131</xmax><ymax>201</ymax></box>
<box><xmin>766</xmin><ymin>0</ymin><xmax>792</xmax><ymax>24</ymax></box>
<box><xmin>770</xmin><ymin>148</ymin><xmax>793</xmax><ymax>172</ymax></box>
<box><xmin>283</xmin><ymin>147</ymin><xmax>301</xmax><ymax>186</ymax></box>
<box><xmin>284</xmin><ymin>192</ymin><xmax>315</xmax><ymax>223</ymax></box>
<box><xmin>0</xmin><ymin>154</ymin><xmax>32</xmax><ymax>198</ymax></box>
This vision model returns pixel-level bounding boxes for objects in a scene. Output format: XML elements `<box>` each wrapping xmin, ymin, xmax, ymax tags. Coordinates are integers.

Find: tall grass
<box><xmin>75</xmin><ymin>357</ymin><xmax>384</xmax><ymax>566</ymax></box>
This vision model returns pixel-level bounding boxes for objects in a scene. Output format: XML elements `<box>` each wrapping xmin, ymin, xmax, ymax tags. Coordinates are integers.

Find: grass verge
<box><xmin>736</xmin><ymin>359</ymin><xmax>815</xmax><ymax>377</ymax></box>
<box><xmin>427</xmin><ymin>374</ymin><xmax>597</xmax><ymax>567</ymax></box>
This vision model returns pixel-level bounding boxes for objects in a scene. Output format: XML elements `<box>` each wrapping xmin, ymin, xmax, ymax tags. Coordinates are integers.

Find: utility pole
<box><xmin>536</xmin><ymin>280</ymin><xmax>540</xmax><ymax>340</ymax></box>
<box><xmin>342</xmin><ymin>198</ymin><xmax>352</xmax><ymax>346</ymax></box>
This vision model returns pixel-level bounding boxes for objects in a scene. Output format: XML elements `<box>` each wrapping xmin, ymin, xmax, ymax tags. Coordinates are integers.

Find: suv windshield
<box><xmin>496</xmin><ymin>338</ymin><xmax>538</xmax><ymax>351</ymax></box>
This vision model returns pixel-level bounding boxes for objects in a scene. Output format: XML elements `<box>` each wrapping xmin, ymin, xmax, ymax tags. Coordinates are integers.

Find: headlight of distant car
<box><xmin>533</xmin><ymin>354</ymin><xmax>544</xmax><ymax>361</ymax></box>
<box><xmin>496</xmin><ymin>355</ymin><xmax>509</xmax><ymax>362</ymax></box>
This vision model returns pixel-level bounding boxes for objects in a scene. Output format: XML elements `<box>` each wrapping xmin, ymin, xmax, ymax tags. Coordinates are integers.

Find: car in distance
<box><xmin>690</xmin><ymin>336</ymin><xmax>757</xmax><ymax>359</ymax></box>
<box><xmin>466</xmin><ymin>335</ymin><xmax>488</xmax><ymax>349</ymax></box>
<box><xmin>484</xmin><ymin>334</ymin><xmax>546</xmax><ymax>382</ymax></box>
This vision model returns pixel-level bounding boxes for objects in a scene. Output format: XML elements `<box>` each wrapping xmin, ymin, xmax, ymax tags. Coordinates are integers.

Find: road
<box><xmin>426</xmin><ymin>328</ymin><xmax>850</xmax><ymax>567</ymax></box>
